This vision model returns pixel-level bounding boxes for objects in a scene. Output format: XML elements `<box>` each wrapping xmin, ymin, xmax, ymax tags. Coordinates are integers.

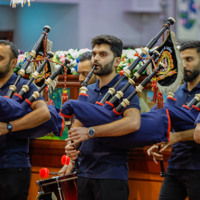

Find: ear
<box><xmin>114</xmin><ymin>57</ymin><xmax>121</xmax><ymax>67</ymax></box>
<box><xmin>10</xmin><ymin>58</ymin><xmax>17</xmax><ymax>69</ymax></box>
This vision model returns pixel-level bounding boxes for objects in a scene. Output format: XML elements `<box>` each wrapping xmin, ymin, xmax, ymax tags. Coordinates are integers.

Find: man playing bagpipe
<box><xmin>0</xmin><ymin>40</ymin><xmax>50</xmax><ymax>200</ymax></box>
<box><xmin>147</xmin><ymin>41</ymin><xmax>200</xmax><ymax>200</ymax></box>
<box><xmin>61</xmin><ymin>35</ymin><xmax>141</xmax><ymax>200</ymax></box>
<box><xmin>77</xmin><ymin>51</ymin><xmax>97</xmax><ymax>85</ymax></box>
<box><xmin>58</xmin><ymin>51</ymin><xmax>97</xmax><ymax>177</ymax></box>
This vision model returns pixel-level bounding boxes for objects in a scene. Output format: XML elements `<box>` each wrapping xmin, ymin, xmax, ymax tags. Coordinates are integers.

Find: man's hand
<box><xmin>66</xmin><ymin>127</ymin><xmax>90</xmax><ymax>145</ymax></box>
<box><xmin>159</xmin><ymin>129</ymin><xmax>194</xmax><ymax>152</ymax></box>
<box><xmin>65</xmin><ymin>143</ymin><xmax>80</xmax><ymax>160</ymax></box>
<box><xmin>58</xmin><ymin>162</ymin><xmax>74</xmax><ymax>176</ymax></box>
<box><xmin>0</xmin><ymin>122</ymin><xmax>9</xmax><ymax>136</ymax></box>
<box><xmin>147</xmin><ymin>145</ymin><xmax>163</xmax><ymax>164</ymax></box>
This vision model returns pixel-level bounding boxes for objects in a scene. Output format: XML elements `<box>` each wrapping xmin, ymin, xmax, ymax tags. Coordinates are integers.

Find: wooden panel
<box><xmin>128</xmin><ymin>172</ymin><xmax>163</xmax><ymax>200</ymax></box>
<box><xmin>29</xmin><ymin>139</ymin><xmax>66</xmax><ymax>168</ymax></box>
<box><xmin>127</xmin><ymin>147</ymin><xmax>170</xmax><ymax>200</ymax></box>
<box><xmin>128</xmin><ymin>147</ymin><xmax>171</xmax><ymax>172</ymax></box>
<box><xmin>28</xmin><ymin>141</ymin><xmax>172</xmax><ymax>200</ymax></box>
<box><xmin>28</xmin><ymin>140</ymin><xmax>67</xmax><ymax>200</ymax></box>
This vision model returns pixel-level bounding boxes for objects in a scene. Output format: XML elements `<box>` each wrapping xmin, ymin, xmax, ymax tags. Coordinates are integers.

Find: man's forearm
<box><xmin>170</xmin><ymin>129</ymin><xmax>194</xmax><ymax>144</ymax></box>
<box><xmin>72</xmin><ymin>119</ymin><xmax>83</xmax><ymax>128</ymax></box>
<box><xmin>11</xmin><ymin>100</ymin><xmax>50</xmax><ymax>132</ymax></box>
<box><xmin>94</xmin><ymin>108</ymin><xmax>141</xmax><ymax>137</ymax></box>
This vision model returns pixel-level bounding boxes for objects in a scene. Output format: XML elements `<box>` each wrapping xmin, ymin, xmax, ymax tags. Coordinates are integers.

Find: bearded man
<box><xmin>148</xmin><ymin>41</ymin><xmax>200</xmax><ymax>200</ymax></box>
<box><xmin>63</xmin><ymin>35</ymin><xmax>141</xmax><ymax>200</ymax></box>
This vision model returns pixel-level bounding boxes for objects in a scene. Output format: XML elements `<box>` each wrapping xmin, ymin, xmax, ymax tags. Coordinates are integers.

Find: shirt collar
<box><xmin>0</xmin><ymin>73</ymin><xmax>16</xmax><ymax>89</ymax></box>
<box><xmin>94</xmin><ymin>74</ymin><xmax>121</xmax><ymax>92</ymax></box>
<box><xmin>182</xmin><ymin>81</ymin><xmax>200</xmax><ymax>92</ymax></box>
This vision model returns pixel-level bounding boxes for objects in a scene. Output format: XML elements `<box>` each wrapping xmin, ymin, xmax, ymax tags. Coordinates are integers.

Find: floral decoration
<box><xmin>52</xmin><ymin>48</ymin><xmax>91</xmax><ymax>75</ymax></box>
<box><xmin>117</xmin><ymin>48</ymin><xmax>144</xmax><ymax>76</ymax></box>
<box><xmin>15</xmin><ymin>48</ymin><xmax>148</xmax><ymax>76</ymax></box>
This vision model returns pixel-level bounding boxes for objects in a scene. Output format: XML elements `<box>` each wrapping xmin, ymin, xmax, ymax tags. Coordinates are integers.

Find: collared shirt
<box><xmin>168</xmin><ymin>82</ymin><xmax>200</xmax><ymax>170</ymax></box>
<box><xmin>78</xmin><ymin>74</ymin><xmax>140</xmax><ymax>180</ymax></box>
<box><xmin>0</xmin><ymin>73</ymin><xmax>43</xmax><ymax>168</ymax></box>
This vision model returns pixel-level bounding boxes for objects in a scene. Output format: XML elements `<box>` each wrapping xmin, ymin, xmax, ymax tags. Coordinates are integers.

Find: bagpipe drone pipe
<box><xmin>7</xmin><ymin>25</ymin><xmax>51</xmax><ymax>98</ymax></box>
<box><xmin>194</xmin><ymin>102</ymin><xmax>200</xmax><ymax>125</ymax></box>
<box><xmin>101</xmin><ymin>28</ymin><xmax>182</xmax><ymax>108</ymax></box>
<box><xmin>99</xmin><ymin>17</ymin><xmax>175</xmax><ymax>104</ymax></box>
<box><xmin>0</xmin><ymin>58</ymin><xmax>70</xmax><ymax>139</ymax></box>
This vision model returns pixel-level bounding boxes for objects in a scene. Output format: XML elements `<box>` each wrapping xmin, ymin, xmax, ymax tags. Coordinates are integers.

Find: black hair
<box><xmin>179</xmin><ymin>41</ymin><xmax>200</xmax><ymax>53</ymax></box>
<box><xmin>91</xmin><ymin>34</ymin><xmax>123</xmax><ymax>57</ymax></box>
<box><xmin>79</xmin><ymin>51</ymin><xmax>92</xmax><ymax>62</ymax></box>
<box><xmin>0</xmin><ymin>40</ymin><xmax>19</xmax><ymax>59</ymax></box>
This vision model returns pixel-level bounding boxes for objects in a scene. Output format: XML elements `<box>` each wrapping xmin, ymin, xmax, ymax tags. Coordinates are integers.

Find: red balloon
<box><xmin>61</xmin><ymin>155</ymin><xmax>70</xmax><ymax>165</ymax></box>
<box><xmin>39</xmin><ymin>167</ymin><xmax>49</xmax><ymax>178</ymax></box>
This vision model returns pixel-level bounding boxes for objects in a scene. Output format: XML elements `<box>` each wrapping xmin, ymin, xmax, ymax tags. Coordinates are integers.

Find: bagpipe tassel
<box><xmin>43</xmin><ymin>86</ymin><xmax>49</xmax><ymax>102</ymax></box>
<box><xmin>62</xmin><ymin>89</ymin><xmax>68</xmax><ymax>105</ymax></box>
<box><xmin>157</xmin><ymin>92</ymin><xmax>164</xmax><ymax>109</ymax></box>
<box><xmin>152</xmin><ymin>79</ymin><xmax>158</xmax><ymax>104</ymax></box>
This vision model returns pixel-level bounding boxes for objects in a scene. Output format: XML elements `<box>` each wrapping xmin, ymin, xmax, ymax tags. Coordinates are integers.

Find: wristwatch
<box><xmin>7</xmin><ymin>122</ymin><xmax>13</xmax><ymax>133</ymax></box>
<box><xmin>88</xmin><ymin>127</ymin><xmax>96</xmax><ymax>138</ymax></box>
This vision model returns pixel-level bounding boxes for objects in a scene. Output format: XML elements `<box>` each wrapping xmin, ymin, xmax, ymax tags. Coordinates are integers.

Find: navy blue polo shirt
<box><xmin>168</xmin><ymin>82</ymin><xmax>200</xmax><ymax>170</ymax></box>
<box><xmin>0</xmin><ymin>73</ymin><xmax>43</xmax><ymax>168</ymax></box>
<box><xmin>78</xmin><ymin>74</ymin><xmax>140</xmax><ymax>180</ymax></box>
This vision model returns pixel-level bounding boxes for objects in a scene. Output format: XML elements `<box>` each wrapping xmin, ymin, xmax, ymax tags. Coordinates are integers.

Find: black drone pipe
<box><xmin>18</xmin><ymin>52</ymin><xmax>54</xmax><ymax>98</ymax></box>
<box><xmin>100</xmin><ymin>17</ymin><xmax>175</xmax><ymax>104</ymax></box>
<box><xmin>109</xmin><ymin>50</ymin><xmax>160</xmax><ymax>107</ymax></box>
<box><xmin>114</xmin><ymin>63</ymin><xmax>164</xmax><ymax>113</ymax></box>
<box><xmin>7</xmin><ymin>25</ymin><xmax>51</xmax><ymax>98</ymax></box>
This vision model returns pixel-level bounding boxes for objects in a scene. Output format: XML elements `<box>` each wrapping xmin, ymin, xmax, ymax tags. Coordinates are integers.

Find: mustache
<box><xmin>184</xmin><ymin>69</ymin><xmax>191</xmax><ymax>73</ymax></box>
<box><xmin>93</xmin><ymin>62</ymin><xmax>101</xmax><ymax>67</ymax></box>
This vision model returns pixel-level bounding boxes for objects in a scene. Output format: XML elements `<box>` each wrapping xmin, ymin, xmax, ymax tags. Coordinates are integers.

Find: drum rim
<box><xmin>36</xmin><ymin>173</ymin><xmax>77</xmax><ymax>188</ymax></box>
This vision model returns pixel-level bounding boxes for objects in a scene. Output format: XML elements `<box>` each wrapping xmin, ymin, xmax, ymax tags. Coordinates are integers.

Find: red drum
<box><xmin>36</xmin><ymin>173</ymin><xmax>77</xmax><ymax>200</ymax></box>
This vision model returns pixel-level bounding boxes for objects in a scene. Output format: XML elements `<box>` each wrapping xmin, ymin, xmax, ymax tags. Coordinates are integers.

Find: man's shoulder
<box><xmin>17</xmin><ymin>76</ymin><xmax>29</xmax><ymax>85</ymax></box>
<box><xmin>87</xmin><ymin>83</ymin><xmax>96</xmax><ymax>91</ymax></box>
<box><xmin>118</xmin><ymin>78</ymin><xmax>135</xmax><ymax>92</ymax></box>
<box><xmin>174</xmin><ymin>83</ymin><xmax>185</xmax><ymax>93</ymax></box>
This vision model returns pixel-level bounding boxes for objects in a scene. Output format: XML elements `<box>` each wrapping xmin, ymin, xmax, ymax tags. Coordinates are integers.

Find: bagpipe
<box><xmin>60</xmin><ymin>17</ymin><xmax>183</xmax><ymax>149</ymax></box>
<box><xmin>0</xmin><ymin>26</ymin><xmax>71</xmax><ymax>140</ymax></box>
<box><xmin>0</xmin><ymin>59</ymin><xmax>70</xmax><ymax>139</ymax></box>
<box><xmin>100</xmin><ymin>17</ymin><xmax>175</xmax><ymax>104</ymax></box>
<box><xmin>7</xmin><ymin>25</ymin><xmax>51</xmax><ymax>98</ymax></box>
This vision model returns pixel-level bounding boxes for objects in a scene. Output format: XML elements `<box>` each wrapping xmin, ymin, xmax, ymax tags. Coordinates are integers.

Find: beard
<box><xmin>94</xmin><ymin>58</ymin><xmax>115</xmax><ymax>76</ymax></box>
<box><xmin>184</xmin><ymin>69</ymin><xmax>200</xmax><ymax>82</ymax></box>
<box><xmin>0</xmin><ymin>61</ymin><xmax>12</xmax><ymax>78</ymax></box>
